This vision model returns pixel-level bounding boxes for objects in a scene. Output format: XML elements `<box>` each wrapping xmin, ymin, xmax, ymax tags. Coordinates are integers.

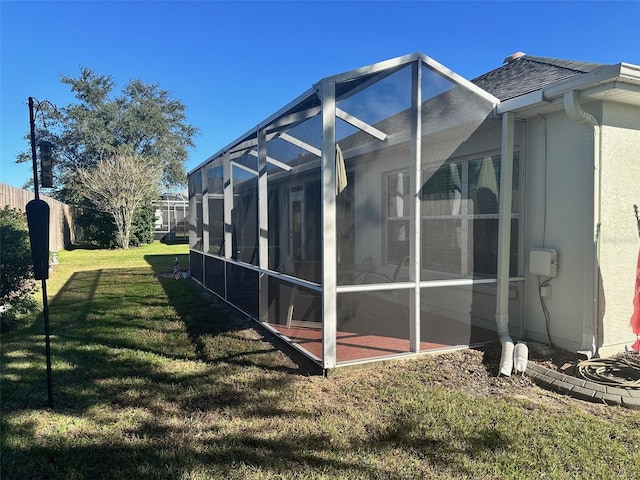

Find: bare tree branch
<box><xmin>78</xmin><ymin>155</ymin><xmax>162</xmax><ymax>249</ymax></box>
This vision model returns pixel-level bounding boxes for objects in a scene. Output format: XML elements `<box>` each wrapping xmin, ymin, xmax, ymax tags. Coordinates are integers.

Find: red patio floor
<box><xmin>270</xmin><ymin>324</ymin><xmax>496</xmax><ymax>364</ymax></box>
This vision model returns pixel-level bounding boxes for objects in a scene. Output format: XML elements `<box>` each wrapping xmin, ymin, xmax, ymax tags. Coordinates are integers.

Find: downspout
<box><xmin>497</xmin><ymin>111</ymin><xmax>515</xmax><ymax>376</ymax></box>
<box><xmin>563</xmin><ymin>90</ymin><xmax>601</xmax><ymax>359</ymax></box>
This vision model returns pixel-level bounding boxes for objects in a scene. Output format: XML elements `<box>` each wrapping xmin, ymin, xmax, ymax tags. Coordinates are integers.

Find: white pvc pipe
<box><xmin>563</xmin><ymin>91</ymin><xmax>601</xmax><ymax>359</ymax></box>
<box><xmin>499</xmin><ymin>337</ymin><xmax>514</xmax><ymax>376</ymax></box>
<box><xmin>497</xmin><ymin>111</ymin><xmax>515</xmax><ymax>376</ymax></box>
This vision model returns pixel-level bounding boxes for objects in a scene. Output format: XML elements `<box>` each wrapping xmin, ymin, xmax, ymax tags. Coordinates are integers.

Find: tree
<box><xmin>0</xmin><ymin>207</ymin><xmax>37</xmax><ymax>332</ymax></box>
<box><xmin>75</xmin><ymin>192</ymin><xmax>156</xmax><ymax>249</ymax></box>
<box><xmin>17</xmin><ymin>67</ymin><xmax>198</xmax><ymax>247</ymax></box>
<box><xmin>77</xmin><ymin>154</ymin><xmax>162</xmax><ymax>249</ymax></box>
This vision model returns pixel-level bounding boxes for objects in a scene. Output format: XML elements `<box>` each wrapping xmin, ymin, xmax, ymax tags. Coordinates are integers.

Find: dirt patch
<box><xmin>426</xmin><ymin>346</ymin><xmax>537</xmax><ymax>398</ymax></box>
<box><xmin>424</xmin><ymin>343</ymin><xmax>640</xmax><ymax>414</ymax></box>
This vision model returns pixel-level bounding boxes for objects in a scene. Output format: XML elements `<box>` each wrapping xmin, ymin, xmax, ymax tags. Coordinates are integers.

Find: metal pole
<box><xmin>29</xmin><ymin>96</ymin><xmax>54</xmax><ymax>409</ymax></box>
<box><xmin>42</xmin><ymin>280</ymin><xmax>53</xmax><ymax>408</ymax></box>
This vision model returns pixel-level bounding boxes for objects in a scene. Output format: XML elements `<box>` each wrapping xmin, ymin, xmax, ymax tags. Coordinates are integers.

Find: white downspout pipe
<box><xmin>497</xmin><ymin>111</ymin><xmax>515</xmax><ymax>376</ymax></box>
<box><xmin>563</xmin><ymin>90</ymin><xmax>601</xmax><ymax>359</ymax></box>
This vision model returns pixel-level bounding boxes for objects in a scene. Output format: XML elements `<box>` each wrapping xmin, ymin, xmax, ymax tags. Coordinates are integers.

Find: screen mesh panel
<box><xmin>421</xmin><ymin>154</ymin><xmax>520</xmax><ymax>279</ymax></box>
<box><xmin>420</xmin><ymin>285</ymin><xmax>493</xmax><ymax>347</ymax></box>
<box><xmin>204</xmin><ymin>255</ymin><xmax>225</xmax><ymax>297</ymax></box>
<box><xmin>206</xmin><ymin>158</ymin><xmax>225</xmax><ymax>255</ymax></box>
<box><xmin>188</xmin><ymin>169</ymin><xmax>203</xmax><ymax>251</ymax></box>
<box><xmin>335</xmin><ymin>66</ymin><xmax>413</xmax><ymax>285</ymax></box>
<box><xmin>231</xmin><ymin>161</ymin><xmax>259</xmax><ymax>265</ymax></box>
<box><xmin>189</xmin><ymin>251</ymin><xmax>203</xmax><ymax>284</ymax></box>
<box><xmin>336</xmin><ymin>289</ymin><xmax>411</xmax><ymax>362</ymax></box>
<box><xmin>265</xmin><ymin>276</ymin><xmax>323</xmax><ymax>362</ymax></box>
<box><xmin>265</xmin><ymin>109</ymin><xmax>322</xmax><ymax>281</ymax></box>
<box><xmin>226</xmin><ymin>263</ymin><xmax>258</xmax><ymax>317</ymax></box>
<box><xmin>420</xmin><ymin>281</ymin><xmax>522</xmax><ymax>346</ymax></box>
<box><xmin>420</xmin><ymin>64</ymin><xmax>499</xmax><ymax>281</ymax></box>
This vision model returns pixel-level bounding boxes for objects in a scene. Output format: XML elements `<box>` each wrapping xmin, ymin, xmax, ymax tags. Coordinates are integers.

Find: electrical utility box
<box><xmin>529</xmin><ymin>248</ymin><xmax>558</xmax><ymax>277</ymax></box>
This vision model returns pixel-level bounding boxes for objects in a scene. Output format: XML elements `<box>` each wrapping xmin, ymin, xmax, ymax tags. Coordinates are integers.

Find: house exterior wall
<box><xmin>524</xmin><ymin>99</ymin><xmax>640</xmax><ymax>356</ymax></box>
<box><xmin>524</xmin><ymin>107</ymin><xmax>598</xmax><ymax>352</ymax></box>
<box><xmin>598</xmin><ymin>101</ymin><xmax>640</xmax><ymax>355</ymax></box>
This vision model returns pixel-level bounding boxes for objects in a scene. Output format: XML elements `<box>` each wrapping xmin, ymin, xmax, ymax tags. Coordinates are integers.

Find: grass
<box><xmin>2</xmin><ymin>241</ymin><xmax>640</xmax><ymax>479</ymax></box>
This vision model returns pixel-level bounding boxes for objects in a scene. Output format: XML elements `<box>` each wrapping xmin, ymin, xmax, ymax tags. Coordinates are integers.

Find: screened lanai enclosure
<box><xmin>188</xmin><ymin>53</ymin><xmax>525</xmax><ymax>370</ymax></box>
<box><xmin>154</xmin><ymin>192</ymin><xmax>189</xmax><ymax>241</ymax></box>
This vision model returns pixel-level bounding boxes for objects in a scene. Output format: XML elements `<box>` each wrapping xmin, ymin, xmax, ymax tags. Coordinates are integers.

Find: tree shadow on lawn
<box><xmin>145</xmin><ymin>254</ymin><xmax>322</xmax><ymax>376</ymax></box>
<box><xmin>1</xmin><ymin>262</ymin><xmax>328</xmax><ymax>473</ymax></box>
<box><xmin>1</xmin><ymin>256</ymin><xmax>318</xmax><ymax>417</ymax></box>
<box><xmin>1</xmin><ymin>254</ymin><xmax>514</xmax><ymax>480</ymax></box>
<box><xmin>1</xmin><ymin>420</ymin><xmax>411</xmax><ymax>480</ymax></box>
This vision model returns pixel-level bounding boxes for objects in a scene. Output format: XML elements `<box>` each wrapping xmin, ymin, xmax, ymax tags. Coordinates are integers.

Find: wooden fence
<box><xmin>0</xmin><ymin>182</ymin><xmax>78</xmax><ymax>252</ymax></box>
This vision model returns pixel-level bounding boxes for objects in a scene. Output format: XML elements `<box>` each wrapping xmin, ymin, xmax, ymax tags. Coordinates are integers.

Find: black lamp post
<box><xmin>26</xmin><ymin>96</ymin><xmax>55</xmax><ymax>409</ymax></box>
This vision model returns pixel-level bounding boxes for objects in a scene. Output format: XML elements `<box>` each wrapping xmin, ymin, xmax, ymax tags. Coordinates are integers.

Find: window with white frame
<box><xmin>385</xmin><ymin>152</ymin><xmax>520</xmax><ymax>279</ymax></box>
<box><xmin>386</xmin><ymin>171</ymin><xmax>411</xmax><ymax>265</ymax></box>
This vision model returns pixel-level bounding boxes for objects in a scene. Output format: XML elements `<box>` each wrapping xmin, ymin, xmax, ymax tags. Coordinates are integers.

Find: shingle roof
<box><xmin>471</xmin><ymin>55</ymin><xmax>606</xmax><ymax>101</ymax></box>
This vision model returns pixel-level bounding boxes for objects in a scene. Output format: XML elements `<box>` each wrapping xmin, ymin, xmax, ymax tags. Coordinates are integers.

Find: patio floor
<box><xmin>270</xmin><ymin>324</ymin><xmax>498</xmax><ymax>364</ymax></box>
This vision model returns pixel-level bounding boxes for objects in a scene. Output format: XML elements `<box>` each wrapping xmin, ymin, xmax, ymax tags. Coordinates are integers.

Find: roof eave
<box><xmin>497</xmin><ymin>62</ymin><xmax>640</xmax><ymax>115</ymax></box>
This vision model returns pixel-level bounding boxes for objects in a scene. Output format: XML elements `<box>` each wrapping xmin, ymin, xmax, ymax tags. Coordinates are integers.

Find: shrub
<box><xmin>0</xmin><ymin>206</ymin><xmax>37</xmax><ymax>332</ymax></box>
<box><xmin>129</xmin><ymin>202</ymin><xmax>155</xmax><ymax>247</ymax></box>
<box><xmin>76</xmin><ymin>205</ymin><xmax>119</xmax><ymax>249</ymax></box>
<box><xmin>76</xmin><ymin>200</ymin><xmax>156</xmax><ymax>249</ymax></box>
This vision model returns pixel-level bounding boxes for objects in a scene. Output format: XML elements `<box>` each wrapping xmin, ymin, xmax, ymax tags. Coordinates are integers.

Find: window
<box><xmin>385</xmin><ymin>153</ymin><xmax>520</xmax><ymax>279</ymax></box>
<box><xmin>386</xmin><ymin>171</ymin><xmax>411</xmax><ymax>265</ymax></box>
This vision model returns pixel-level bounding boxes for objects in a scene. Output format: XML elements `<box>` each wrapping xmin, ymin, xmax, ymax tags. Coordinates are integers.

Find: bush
<box><xmin>129</xmin><ymin>202</ymin><xmax>155</xmax><ymax>247</ymax></box>
<box><xmin>76</xmin><ymin>200</ymin><xmax>155</xmax><ymax>249</ymax></box>
<box><xmin>76</xmin><ymin>205</ymin><xmax>119</xmax><ymax>249</ymax></box>
<box><xmin>0</xmin><ymin>206</ymin><xmax>37</xmax><ymax>332</ymax></box>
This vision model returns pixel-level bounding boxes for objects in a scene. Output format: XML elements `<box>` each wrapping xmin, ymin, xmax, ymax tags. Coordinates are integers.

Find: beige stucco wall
<box><xmin>597</xmin><ymin>101</ymin><xmax>640</xmax><ymax>355</ymax></box>
<box><xmin>524</xmin><ymin>106</ymin><xmax>600</xmax><ymax>353</ymax></box>
<box><xmin>524</xmin><ymin>100</ymin><xmax>640</xmax><ymax>356</ymax></box>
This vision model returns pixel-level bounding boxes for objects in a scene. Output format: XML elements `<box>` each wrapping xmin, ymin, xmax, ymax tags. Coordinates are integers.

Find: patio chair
<box><xmin>354</xmin><ymin>256</ymin><xmax>411</xmax><ymax>325</ymax></box>
<box><xmin>362</xmin><ymin>255</ymin><xmax>410</xmax><ymax>284</ymax></box>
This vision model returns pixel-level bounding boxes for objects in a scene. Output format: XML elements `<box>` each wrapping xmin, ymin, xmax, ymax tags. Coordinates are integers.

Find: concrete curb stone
<box><xmin>524</xmin><ymin>360</ymin><xmax>640</xmax><ymax>410</ymax></box>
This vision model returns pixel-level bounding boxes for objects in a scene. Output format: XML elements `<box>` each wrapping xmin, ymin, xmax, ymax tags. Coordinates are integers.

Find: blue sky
<box><xmin>1</xmin><ymin>0</ymin><xmax>639</xmax><ymax>189</ymax></box>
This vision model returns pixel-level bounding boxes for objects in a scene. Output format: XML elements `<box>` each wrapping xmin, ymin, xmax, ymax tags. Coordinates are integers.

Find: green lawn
<box><xmin>2</xmin><ymin>242</ymin><xmax>640</xmax><ymax>479</ymax></box>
